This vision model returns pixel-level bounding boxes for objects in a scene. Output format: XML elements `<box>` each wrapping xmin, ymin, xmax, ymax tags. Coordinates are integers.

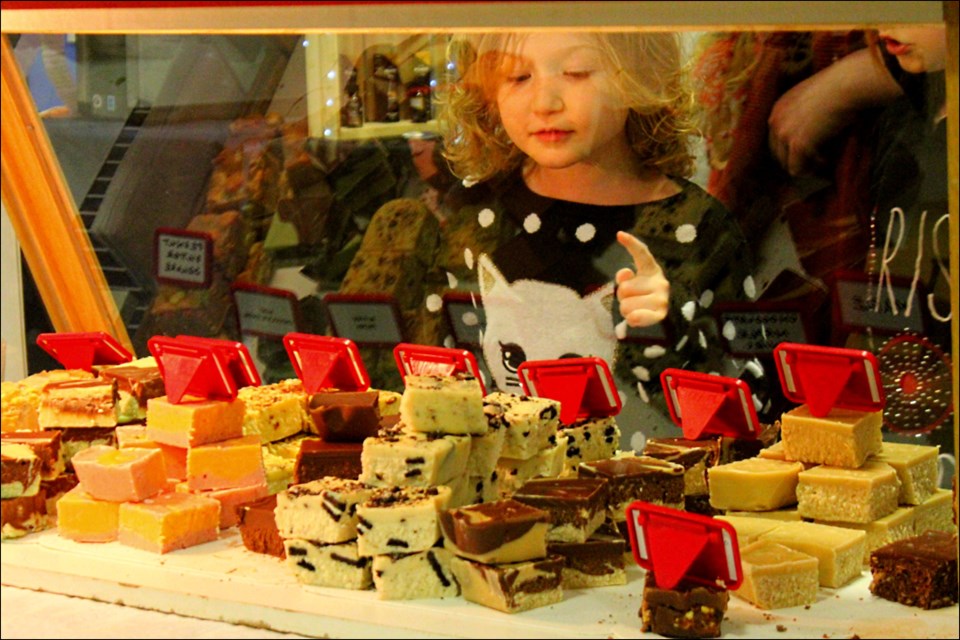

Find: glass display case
<box><xmin>1</xmin><ymin>2</ymin><xmax>957</xmax><ymax>638</ymax></box>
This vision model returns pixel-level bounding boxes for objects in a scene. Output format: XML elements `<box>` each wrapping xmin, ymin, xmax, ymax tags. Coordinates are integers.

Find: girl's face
<box><xmin>494</xmin><ymin>33</ymin><xmax>631</xmax><ymax>173</ymax></box>
<box><xmin>878</xmin><ymin>27</ymin><xmax>947</xmax><ymax>73</ymax></box>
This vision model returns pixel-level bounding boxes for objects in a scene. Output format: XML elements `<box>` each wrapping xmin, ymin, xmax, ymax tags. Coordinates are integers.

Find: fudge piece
<box><xmin>1</xmin><ymin>443</ymin><xmax>42</xmax><ymax>499</ymax></box>
<box><xmin>115</xmin><ymin>425</ymin><xmax>187</xmax><ymax>480</ymax></box>
<box><xmin>2</xmin><ymin>380</ymin><xmax>41</xmax><ymax>432</ymax></box>
<box><xmin>484</xmin><ymin>392</ymin><xmax>560</xmax><ymax>459</ymax></box>
<box><xmin>178</xmin><ymin>481</ymin><xmax>269</xmax><ymax>529</ymax></box>
<box><xmin>56</xmin><ymin>485</ymin><xmax>121</xmax><ymax>542</ymax></box>
<box><xmin>47</xmin><ymin>426</ymin><xmax>117</xmax><ymax>470</ymax></box>
<box><xmin>869</xmin><ymin>530</ymin><xmax>958</xmax><ymax>609</ymax></box>
<box><xmin>718</xmin><ymin>421</ymin><xmax>781</xmax><ymax>464</ymax></box>
<box><xmin>558</xmin><ymin>417</ymin><xmax>621</xmax><ymax>477</ymax></box>
<box><xmin>496</xmin><ymin>435</ymin><xmax>568</xmax><ymax>496</ymax></box>
<box><xmin>371</xmin><ymin>547</ymin><xmax>460</xmax><ymax>600</ymax></box>
<box><xmin>261</xmin><ymin>434</ymin><xmax>308</xmax><ymax>494</ymax></box>
<box><xmin>578</xmin><ymin>456</ymin><xmax>685</xmax><ymax>520</ymax></box>
<box><xmin>238</xmin><ymin>379</ymin><xmax>309</xmax><ymax>444</ymax></box>
<box><xmin>238</xmin><ymin>494</ymin><xmax>286</xmax><ymax>558</ymax></box>
<box><xmin>307</xmin><ymin>390</ymin><xmax>380</xmax><ymax>442</ymax></box>
<box><xmin>1</xmin><ymin>490</ymin><xmax>50</xmax><ymax>539</ymax></box>
<box><xmin>359</xmin><ymin>198</ymin><xmax>439</xmax><ymax>265</ymax></box>
<box><xmin>707</xmin><ymin>457</ymin><xmax>804</xmax><ymax>512</ymax></box>
<box><xmin>378</xmin><ymin>389</ymin><xmax>401</xmax><ymax>416</ymax></box>
<box><xmin>400</xmin><ymin>374</ymin><xmax>487</xmax><ymax>436</ymax></box>
<box><xmin>357</xmin><ymin>485</ymin><xmax>452</xmax><ymax>556</ymax></box>
<box><xmin>449</xmin><ymin>554</ymin><xmax>564</xmax><ymax>614</ymax></box>
<box><xmin>512</xmin><ymin>477</ymin><xmax>609</xmax><ymax>542</ymax></box>
<box><xmin>340</xmin><ymin>249</ymin><xmax>427</xmax><ymax>313</ymax></box>
<box><xmin>284</xmin><ymin>538</ymin><xmax>372</xmax><ymax>589</ymax></box>
<box><xmin>464</xmin><ymin>471</ymin><xmax>501</xmax><ymax>506</ymax></box>
<box><xmin>913</xmin><ymin>488</ymin><xmax>956</xmax><ymax>535</ymax></box>
<box><xmin>757</xmin><ymin>441</ymin><xmax>796</xmax><ymax>462</ymax></box>
<box><xmin>440</xmin><ymin>498</ymin><xmax>550</xmax><ymax>564</ymax></box>
<box><xmin>733</xmin><ymin>540</ymin><xmax>819</xmax><ymax>610</ymax></box>
<box><xmin>642</xmin><ymin>437</ymin><xmax>720</xmax><ymax>496</ymax></box>
<box><xmin>41</xmin><ymin>472</ymin><xmax>79</xmax><ymax>516</ymax></box>
<box><xmin>118</xmin><ymin>491</ymin><xmax>220</xmax><ymax>553</ymax></box>
<box><xmin>715</xmin><ymin>514</ymin><xmax>785</xmax><ymax>546</ymax></box>
<box><xmin>1</xmin><ymin>430</ymin><xmax>65</xmax><ymax>480</ymax></box>
<box><xmin>780</xmin><ymin>404</ymin><xmax>882</xmax><ymax>468</ymax></box>
<box><xmin>759</xmin><ymin>521</ymin><xmax>866</xmax><ymax>588</ymax></box>
<box><xmin>71</xmin><ymin>445</ymin><xmax>168</xmax><ymax>502</ymax></box>
<box><xmin>186</xmin><ymin>434</ymin><xmax>266</xmax><ymax>492</ymax></box>
<box><xmin>640</xmin><ymin>572</ymin><xmax>729</xmax><ymax>639</ymax></box>
<box><xmin>294</xmin><ymin>439</ymin><xmax>363</xmax><ymax>483</ymax></box>
<box><xmin>796</xmin><ymin>461</ymin><xmax>900</xmax><ymax>523</ymax></box>
<box><xmin>145</xmin><ymin>395</ymin><xmax>245</xmax><ymax>448</ymax></box>
<box><xmin>819</xmin><ymin>506</ymin><xmax>916</xmax><ymax>564</ymax></box>
<box><xmin>725</xmin><ymin>509</ymin><xmax>803</xmax><ymax>522</ymax></box>
<box><xmin>466</xmin><ymin>418</ymin><xmax>506</xmax><ymax>477</ymax></box>
<box><xmin>871</xmin><ymin>442</ymin><xmax>939</xmax><ymax>505</ymax></box>
<box><xmin>97</xmin><ymin>357</ymin><xmax>165</xmax><ymax>423</ymax></box>
<box><xmin>38</xmin><ymin>378</ymin><xmax>119</xmax><ymax>428</ymax></box>
<box><xmin>547</xmin><ymin>526</ymin><xmax>627</xmax><ymax>588</ymax></box>
<box><xmin>360</xmin><ymin>425</ymin><xmax>470</xmax><ymax>488</ymax></box>
<box><xmin>275</xmin><ymin>477</ymin><xmax>373</xmax><ymax>543</ymax></box>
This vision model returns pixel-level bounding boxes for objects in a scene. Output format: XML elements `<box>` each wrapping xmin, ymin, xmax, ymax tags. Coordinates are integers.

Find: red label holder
<box><xmin>393</xmin><ymin>343</ymin><xmax>485</xmax><ymax>394</ymax></box>
<box><xmin>517</xmin><ymin>357</ymin><xmax>621</xmax><ymax>425</ymax></box>
<box><xmin>36</xmin><ymin>332</ymin><xmax>132</xmax><ymax>372</ymax></box>
<box><xmin>175</xmin><ymin>335</ymin><xmax>261</xmax><ymax>389</ymax></box>
<box><xmin>773</xmin><ymin>342</ymin><xmax>884</xmax><ymax>417</ymax></box>
<box><xmin>626</xmin><ymin>501</ymin><xmax>742</xmax><ymax>591</ymax></box>
<box><xmin>660</xmin><ymin>368</ymin><xmax>760</xmax><ymax>440</ymax></box>
<box><xmin>283</xmin><ymin>332</ymin><xmax>370</xmax><ymax>394</ymax></box>
<box><xmin>147</xmin><ymin>336</ymin><xmax>241</xmax><ymax>404</ymax></box>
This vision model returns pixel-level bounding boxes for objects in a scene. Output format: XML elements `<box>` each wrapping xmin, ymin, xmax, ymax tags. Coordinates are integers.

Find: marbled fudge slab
<box><xmin>708</xmin><ymin>457</ymin><xmax>804</xmax><ymax>512</ymax></box>
<box><xmin>360</xmin><ymin>425</ymin><xmax>470</xmax><ymax>488</ymax></box>
<box><xmin>239</xmin><ymin>379</ymin><xmax>309</xmax><ymax>444</ymax></box>
<box><xmin>578</xmin><ymin>456</ymin><xmax>685</xmax><ymax>520</ymax></box>
<box><xmin>146</xmin><ymin>395</ymin><xmax>245</xmax><ymax>448</ymax></box>
<box><xmin>400</xmin><ymin>374</ymin><xmax>487</xmax><ymax>436</ymax></box>
<box><xmin>118</xmin><ymin>491</ymin><xmax>220</xmax><ymax>554</ymax></box>
<box><xmin>548</xmin><ymin>528</ymin><xmax>627</xmax><ymax>588</ymax></box>
<box><xmin>1</xmin><ymin>430</ymin><xmax>65</xmax><ymax>480</ymax></box>
<box><xmin>1</xmin><ymin>443</ymin><xmax>42</xmax><ymax>499</ymax></box>
<box><xmin>275</xmin><ymin>477</ymin><xmax>372</xmax><ymax>543</ymax></box>
<box><xmin>796</xmin><ymin>461</ymin><xmax>900</xmax><ymax>523</ymax></box>
<box><xmin>371</xmin><ymin>547</ymin><xmax>460</xmax><ymax>600</ymax></box>
<box><xmin>284</xmin><ymin>538</ymin><xmax>372</xmax><ymax>589</ymax></box>
<box><xmin>56</xmin><ymin>485</ymin><xmax>120</xmax><ymax>543</ymax></box>
<box><xmin>97</xmin><ymin>358</ymin><xmax>165</xmax><ymax>423</ymax></box>
<box><xmin>483</xmin><ymin>392</ymin><xmax>560</xmax><ymax>460</ymax></box>
<box><xmin>72</xmin><ymin>445</ymin><xmax>168</xmax><ymax>502</ymax></box>
<box><xmin>733</xmin><ymin>540</ymin><xmax>818</xmax><ymax>610</ymax></box>
<box><xmin>642</xmin><ymin>437</ymin><xmax>721</xmax><ymax>496</ymax></box>
<box><xmin>513</xmin><ymin>477</ymin><xmax>609</xmax><ymax>543</ymax></box>
<box><xmin>558</xmin><ymin>417</ymin><xmax>620</xmax><ymax>477</ymax></box>
<box><xmin>449</xmin><ymin>554</ymin><xmax>564</xmax><ymax>614</ymax></box>
<box><xmin>780</xmin><ymin>404</ymin><xmax>882</xmax><ymax>468</ymax></box>
<box><xmin>47</xmin><ymin>426</ymin><xmax>116</xmax><ymax>471</ymax></box>
<box><xmin>871</xmin><ymin>442</ymin><xmax>939</xmax><ymax>505</ymax></box>
<box><xmin>440</xmin><ymin>498</ymin><xmax>550</xmax><ymax>564</ymax></box>
<box><xmin>496</xmin><ymin>435</ymin><xmax>568</xmax><ymax>497</ymax></box>
<box><xmin>1</xmin><ymin>490</ymin><xmax>49</xmax><ymax>539</ymax></box>
<box><xmin>759</xmin><ymin>521</ymin><xmax>866</xmax><ymax>588</ymax></box>
<box><xmin>357</xmin><ymin>485</ymin><xmax>451</xmax><ymax>556</ymax></box>
<box><xmin>38</xmin><ymin>378</ymin><xmax>119</xmax><ymax>428</ymax></box>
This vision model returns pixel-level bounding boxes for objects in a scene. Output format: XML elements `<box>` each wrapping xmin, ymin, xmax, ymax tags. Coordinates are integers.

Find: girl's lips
<box><xmin>881</xmin><ymin>37</ymin><xmax>911</xmax><ymax>57</ymax></box>
<box><xmin>533</xmin><ymin>129</ymin><xmax>572</xmax><ymax>142</ymax></box>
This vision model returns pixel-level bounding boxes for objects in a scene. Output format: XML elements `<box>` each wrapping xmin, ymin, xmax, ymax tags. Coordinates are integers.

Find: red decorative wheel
<box><xmin>877</xmin><ymin>333</ymin><xmax>953</xmax><ymax>435</ymax></box>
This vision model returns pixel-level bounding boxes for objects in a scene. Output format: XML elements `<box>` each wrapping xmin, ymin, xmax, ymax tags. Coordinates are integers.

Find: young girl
<box><xmin>432</xmin><ymin>31</ymin><xmax>755</xmax><ymax>449</ymax></box>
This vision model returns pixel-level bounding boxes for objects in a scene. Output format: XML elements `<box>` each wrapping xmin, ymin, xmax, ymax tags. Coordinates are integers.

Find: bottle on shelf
<box><xmin>340</xmin><ymin>66</ymin><xmax>363</xmax><ymax>128</ymax></box>
<box><xmin>407</xmin><ymin>56</ymin><xmax>432</xmax><ymax>123</ymax></box>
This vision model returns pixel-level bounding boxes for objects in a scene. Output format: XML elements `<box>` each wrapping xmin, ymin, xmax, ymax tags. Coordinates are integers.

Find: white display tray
<box><xmin>1</xmin><ymin>529</ymin><xmax>957</xmax><ymax>639</ymax></box>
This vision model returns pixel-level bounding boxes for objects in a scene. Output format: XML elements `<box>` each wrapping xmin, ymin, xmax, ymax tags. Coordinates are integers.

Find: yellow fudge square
<box><xmin>118</xmin><ymin>491</ymin><xmax>220</xmax><ymax>553</ymax></box>
<box><xmin>186</xmin><ymin>435</ymin><xmax>266</xmax><ymax>492</ymax></box>
<box><xmin>780</xmin><ymin>405</ymin><xmax>882</xmax><ymax>468</ymax></box>
<box><xmin>818</xmin><ymin>506</ymin><xmax>915</xmax><ymax>564</ymax></box>
<box><xmin>870</xmin><ymin>442</ymin><xmax>939</xmax><ymax>505</ymax></box>
<box><xmin>759</xmin><ymin>521</ymin><xmax>866</xmax><ymax>588</ymax></box>
<box><xmin>796</xmin><ymin>461</ymin><xmax>901</xmax><ymax>524</ymax></box>
<box><xmin>708</xmin><ymin>457</ymin><xmax>804</xmax><ymax>511</ymax></box>
<box><xmin>913</xmin><ymin>488</ymin><xmax>956</xmax><ymax>535</ymax></box>
<box><xmin>57</xmin><ymin>486</ymin><xmax>120</xmax><ymax>543</ymax></box>
<box><xmin>726</xmin><ymin>509</ymin><xmax>804</xmax><ymax>522</ymax></box>
<box><xmin>146</xmin><ymin>395</ymin><xmax>245</xmax><ymax>448</ymax></box>
<box><xmin>734</xmin><ymin>540</ymin><xmax>819</xmax><ymax>610</ymax></box>
<box><xmin>238</xmin><ymin>379</ymin><xmax>309</xmax><ymax>444</ymax></box>
<box><xmin>715</xmin><ymin>514</ymin><xmax>785</xmax><ymax>545</ymax></box>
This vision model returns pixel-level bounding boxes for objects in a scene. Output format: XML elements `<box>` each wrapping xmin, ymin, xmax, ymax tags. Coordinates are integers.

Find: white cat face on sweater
<box><xmin>477</xmin><ymin>253</ymin><xmax>616</xmax><ymax>393</ymax></box>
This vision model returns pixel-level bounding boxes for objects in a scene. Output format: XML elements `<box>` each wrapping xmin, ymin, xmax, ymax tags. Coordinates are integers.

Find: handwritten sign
<box><xmin>714</xmin><ymin>303</ymin><xmax>809</xmax><ymax>357</ymax></box>
<box><xmin>324</xmin><ymin>293</ymin><xmax>404</xmax><ymax>346</ymax></box>
<box><xmin>442</xmin><ymin>292</ymin><xmax>485</xmax><ymax>348</ymax></box>
<box><xmin>833</xmin><ymin>271</ymin><xmax>925</xmax><ymax>335</ymax></box>
<box><xmin>154</xmin><ymin>228</ymin><xmax>211</xmax><ymax>288</ymax></box>
<box><xmin>231</xmin><ymin>283</ymin><xmax>301</xmax><ymax>339</ymax></box>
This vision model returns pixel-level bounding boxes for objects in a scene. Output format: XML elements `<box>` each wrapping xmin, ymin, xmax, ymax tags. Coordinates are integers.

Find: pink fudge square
<box><xmin>72</xmin><ymin>445</ymin><xmax>167</xmax><ymax>502</ymax></box>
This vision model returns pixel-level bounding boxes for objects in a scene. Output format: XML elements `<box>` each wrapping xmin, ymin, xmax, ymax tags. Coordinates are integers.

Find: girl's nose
<box><xmin>531</xmin><ymin>78</ymin><xmax>563</xmax><ymax>113</ymax></box>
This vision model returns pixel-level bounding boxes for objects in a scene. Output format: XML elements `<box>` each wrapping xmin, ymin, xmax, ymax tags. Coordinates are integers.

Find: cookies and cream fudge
<box><xmin>733</xmin><ymin>540</ymin><xmax>819</xmax><ymax>610</ymax></box>
<box><xmin>118</xmin><ymin>491</ymin><xmax>221</xmax><ymax>553</ymax></box>
<box><xmin>357</xmin><ymin>485</ymin><xmax>451</xmax><ymax>556</ymax></box>
<box><xmin>237</xmin><ymin>494</ymin><xmax>285</xmax><ymax>558</ymax></box>
<box><xmin>578</xmin><ymin>455</ymin><xmax>685</xmax><ymax>519</ymax></box>
<box><xmin>186</xmin><ymin>434</ymin><xmax>266</xmax><ymax>492</ymax></box>
<box><xmin>400</xmin><ymin>374</ymin><xmax>487</xmax><ymax>436</ymax></box>
<box><xmin>371</xmin><ymin>547</ymin><xmax>460</xmax><ymax>600</ymax></box>
<box><xmin>780</xmin><ymin>404</ymin><xmax>882</xmax><ymax>468</ymax></box>
<box><xmin>146</xmin><ymin>395</ymin><xmax>245</xmax><ymax>448</ymax></box>
<box><xmin>869</xmin><ymin>530</ymin><xmax>958</xmax><ymax>609</ymax></box>
<box><xmin>1</xmin><ymin>430</ymin><xmax>65</xmax><ymax>480</ymax></box>
<box><xmin>38</xmin><ymin>378</ymin><xmax>119</xmax><ymax>428</ymax></box>
<box><xmin>449</xmin><ymin>554</ymin><xmax>564</xmax><ymax>614</ymax></box>
<box><xmin>284</xmin><ymin>538</ymin><xmax>372</xmax><ymax>590</ymax></box>
<box><xmin>360</xmin><ymin>424</ymin><xmax>470</xmax><ymax>488</ymax></box>
<box><xmin>483</xmin><ymin>392</ymin><xmax>560</xmax><ymax>460</ymax></box>
<box><xmin>307</xmin><ymin>390</ymin><xmax>381</xmax><ymax>442</ymax></box>
<box><xmin>557</xmin><ymin>417</ymin><xmax>620</xmax><ymax>477</ymax></box>
<box><xmin>640</xmin><ymin>572</ymin><xmax>729</xmax><ymax>638</ymax></box>
<box><xmin>440</xmin><ymin>498</ymin><xmax>550</xmax><ymax>565</ymax></box>
<box><xmin>496</xmin><ymin>434</ymin><xmax>568</xmax><ymax>497</ymax></box>
<box><xmin>466</xmin><ymin>415</ymin><xmax>506</xmax><ymax>477</ymax></box>
<box><xmin>870</xmin><ymin>441</ymin><xmax>939</xmax><ymax>505</ymax></box>
<box><xmin>759</xmin><ymin>520</ymin><xmax>866</xmax><ymax>588</ymax></box>
<box><xmin>513</xmin><ymin>477</ymin><xmax>609</xmax><ymax>543</ymax></box>
<box><xmin>275</xmin><ymin>477</ymin><xmax>373</xmax><ymax>543</ymax></box>
<box><xmin>707</xmin><ymin>457</ymin><xmax>804</xmax><ymax>512</ymax></box>
<box><xmin>796</xmin><ymin>461</ymin><xmax>901</xmax><ymax>523</ymax></box>
<box><xmin>238</xmin><ymin>379</ymin><xmax>308</xmax><ymax>444</ymax></box>
<box><xmin>56</xmin><ymin>485</ymin><xmax>121</xmax><ymax>543</ymax></box>
<box><xmin>1</xmin><ymin>443</ymin><xmax>42</xmax><ymax>499</ymax></box>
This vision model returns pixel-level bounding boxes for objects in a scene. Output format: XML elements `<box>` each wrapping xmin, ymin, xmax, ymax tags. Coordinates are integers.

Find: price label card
<box><xmin>443</xmin><ymin>292</ymin><xmax>485</xmax><ymax>348</ymax></box>
<box><xmin>714</xmin><ymin>302</ymin><xmax>810</xmax><ymax>357</ymax></box>
<box><xmin>324</xmin><ymin>293</ymin><xmax>404</xmax><ymax>347</ymax></box>
<box><xmin>833</xmin><ymin>270</ymin><xmax>925</xmax><ymax>335</ymax></box>
<box><xmin>231</xmin><ymin>282</ymin><xmax>301</xmax><ymax>339</ymax></box>
<box><xmin>154</xmin><ymin>228</ymin><xmax>212</xmax><ymax>288</ymax></box>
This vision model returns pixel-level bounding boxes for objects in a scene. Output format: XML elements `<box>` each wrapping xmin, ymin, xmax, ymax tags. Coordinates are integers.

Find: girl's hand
<box><xmin>615</xmin><ymin>231</ymin><xmax>670</xmax><ymax>327</ymax></box>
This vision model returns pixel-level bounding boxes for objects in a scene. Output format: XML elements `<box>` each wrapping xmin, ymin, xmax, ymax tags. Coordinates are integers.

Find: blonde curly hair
<box><xmin>438</xmin><ymin>31</ymin><xmax>698</xmax><ymax>184</ymax></box>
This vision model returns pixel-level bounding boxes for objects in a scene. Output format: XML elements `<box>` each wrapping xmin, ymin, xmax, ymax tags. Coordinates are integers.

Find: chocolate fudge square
<box><xmin>238</xmin><ymin>494</ymin><xmax>286</xmax><ymax>559</ymax></box>
<box><xmin>578</xmin><ymin>455</ymin><xmax>685</xmax><ymax>517</ymax></box>
<box><xmin>294</xmin><ymin>439</ymin><xmax>363</xmax><ymax>483</ymax></box>
<box><xmin>512</xmin><ymin>477</ymin><xmax>609</xmax><ymax>542</ymax></box>
<box><xmin>869</xmin><ymin>530</ymin><xmax>958</xmax><ymax>609</ymax></box>
<box><xmin>640</xmin><ymin>572</ymin><xmax>729</xmax><ymax>639</ymax></box>
<box><xmin>307</xmin><ymin>390</ymin><xmax>380</xmax><ymax>442</ymax></box>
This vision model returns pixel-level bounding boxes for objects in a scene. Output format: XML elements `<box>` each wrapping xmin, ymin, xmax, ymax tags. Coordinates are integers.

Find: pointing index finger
<box><xmin>617</xmin><ymin>231</ymin><xmax>661</xmax><ymax>277</ymax></box>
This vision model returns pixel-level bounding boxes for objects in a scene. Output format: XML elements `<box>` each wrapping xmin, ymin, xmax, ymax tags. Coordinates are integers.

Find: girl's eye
<box><xmin>506</xmin><ymin>73</ymin><xmax>530</xmax><ymax>84</ymax></box>
<box><xmin>564</xmin><ymin>70</ymin><xmax>592</xmax><ymax>79</ymax></box>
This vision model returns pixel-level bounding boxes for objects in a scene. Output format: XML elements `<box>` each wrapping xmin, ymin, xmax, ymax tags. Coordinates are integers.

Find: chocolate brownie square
<box><xmin>869</xmin><ymin>530</ymin><xmax>958</xmax><ymax>609</ymax></box>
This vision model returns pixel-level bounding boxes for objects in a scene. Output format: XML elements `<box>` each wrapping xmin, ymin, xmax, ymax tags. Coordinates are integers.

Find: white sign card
<box><xmin>324</xmin><ymin>294</ymin><xmax>404</xmax><ymax>346</ymax></box>
<box><xmin>154</xmin><ymin>228</ymin><xmax>211</xmax><ymax>288</ymax></box>
<box><xmin>231</xmin><ymin>283</ymin><xmax>301</xmax><ymax>339</ymax></box>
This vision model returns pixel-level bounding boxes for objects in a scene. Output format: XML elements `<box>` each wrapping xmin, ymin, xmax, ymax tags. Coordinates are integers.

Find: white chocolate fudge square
<box><xmin>497</xmin><ymin>435</ymin><xmax>568</xmax><ymax>497</ymax></box>
<box><xmin>400</xmin><ymin>374</ymin><xmax>487</xmax><ymax>435</ymax></box>
<box><xmin>484</xmin><ymin>392</ymin><xmax>560</xmax><ymax>460</ymax></box>
<box><xmin>371</xmin><ymin>548</ymin><xmax>460</xmax><ymax>600</ymax></box>
<box><xmin>759</xmin><ymin>521</ymin><xmax>866</xmax><ymax>588</ymax></box>
<box><xmin>466</xmin><ymin>420</ymin><xmax>506</xmax><ymax>477</ymax></box>
<box><xmin>357</xmin><ymin>485</ymin><xmax>451</xmax><ymax>556</ymax></box>
<box><xmin>360</xmin><ymin>425</ymin><xmax>470</xmax><ymax>488</ymax></box>
<box><xmin>275</xmin><ymin>477</ymin><xmax>373</xmax><ymax>543</ymax></box>
<box><xmin>870</xmin><ymin>442</ymin><xmax>939</xmax><ymax>505</ymax></box>
<box><xmin>734</xmin><ymin>540</ymin><xmax>819</xmax><ymax>610</ymax></box>
<box><xmin>796</xmin><ymin>461</ymin><xmax>901</xmax><ymax>523</ymax></box>
<box><xmin>558</xmin><ymin>417</ymin><xmax>621</xmax><ymax>477</ymax></box>
<box><xmin>780</xmin><ymin>404</ymin><xmax>882</xmax><ymax>468</ymax></box>
<box><xmin>708</xmin><ymin>457</ymin><xmax>804</xmax><ymax>511</ymax></box>
<box><xmin>283</xmin><ymin>538</ymin><xmax>371</xmax><ymax>589</ymax></box>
